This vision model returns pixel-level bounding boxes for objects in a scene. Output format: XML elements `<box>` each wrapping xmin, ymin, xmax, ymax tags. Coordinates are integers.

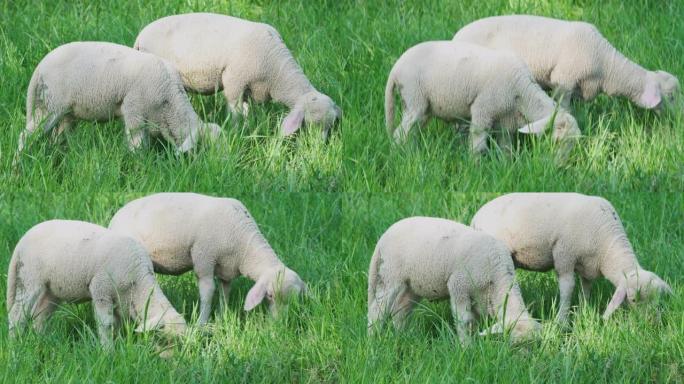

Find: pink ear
<box><xmin>639</xmin><ymin>81</ymin><xmax>662</xmax><ymax>109</ymax></box>
<box><xmin>244</xmin><ymin>282</ymin><xmax>267</xmax><ymax>311</ymax></box>
<box><xmin>281</xmin><ymin>109</ymin><xmax>305</xmax><ymax>136</ymax></box>
<box><xmin>602</xmin><ymin>285</ymin><xmax>627</xmax><ymax>319</ymax></box>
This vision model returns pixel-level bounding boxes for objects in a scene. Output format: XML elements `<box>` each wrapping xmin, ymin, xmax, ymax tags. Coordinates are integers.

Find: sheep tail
<box><xmin>384</xmin><ymin>73</ymin><xmax>397</xmax><ymax>137</ymax></box>
<box><xmin>6</xmin><ymin>254</ymin><xmax>18</xmax><ymax>312</ymax></box>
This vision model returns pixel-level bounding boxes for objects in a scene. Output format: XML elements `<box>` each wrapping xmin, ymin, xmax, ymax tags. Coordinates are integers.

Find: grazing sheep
<box><xmin>385</xmin><ymin>41</ymin><xmax>580</xmax><ymax>159</ymax></box>
<box><xmin>368</xmin><ymin>217</ymin><xmax>540</xmax><ymax>345</ymax></box>
<box><xmin>134</xmin><ymin>13</ymin><xmax>342</xmax><ymax>139</ymax></box>
<box><xmin>470</xmin><ymin>193</ymin><xmax>672</xmax><ymax>322</ymax></box>
<box><xmin>16</xmin><ymin>41</ymin><xmax>220</xmax><ymax>161</ymax></box>
<box><xmin>7</xmin><ymin>220</ymin><xmax>187</xmax><ymax>347</ymax></box>
<box><xmin>109</xmin><ymin>192</ymin><xmax>306</xmax><ymax>324</ymax></box>
<box><xmin>453</xmin><ymin>15</ymin><xmax>680</xmax><ymax>109</ymax></box>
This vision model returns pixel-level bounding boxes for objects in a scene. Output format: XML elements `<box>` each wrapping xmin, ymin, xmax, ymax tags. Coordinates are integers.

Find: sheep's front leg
<box><xmin>122</xmin><ymin>100</ymin><xmax>148</xmax><ymax>151</ymax></box>
<box><xmin>470</xmin><ymin>106</ymin><xmax>494</xmax><ymax>155</ymax></box>
<box><xmin>556</xmin><ymin>272</ymin><xmax>575</xmax><ymax>324</ymax></box>
<box><xmin>449</xmin><ymin>293</ymin><xmax>474</xmax><ymax>347</ymax></box>
<box><xmin>222</xmin><ymin>72</ymin><xmax>248</xmax><ymax>118</ymax></box>
<box><xmin>92</xmin><ymin>297</ymin><xmax>115</xmax><ymax>349</ymax></box>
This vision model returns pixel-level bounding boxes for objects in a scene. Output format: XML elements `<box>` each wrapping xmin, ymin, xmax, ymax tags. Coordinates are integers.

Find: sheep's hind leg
<box><xmin>8</xmin><ymin>286</ymin><xmax>44</xmax><ymax>337</ymax></box>
<box><xmin>32</xmin><ymin>291</ymin><xmax>57</xmax><ymax>332</ymax></box>
<box><xmin>368</xmin><ymin>284</ymin><xmax>404</xmax><ymax>331</ymax></box>
<box><xmin>390</xmin><ymin>286</ymin><xmax>417</xmax><ymax>330</ymax></box>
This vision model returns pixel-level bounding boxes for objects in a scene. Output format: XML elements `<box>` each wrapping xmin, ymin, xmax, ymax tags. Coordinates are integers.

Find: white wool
<box><xmin>471</xmin><ymin>192</ymin><xmax>672</xmax><ymax>322</ymax></box>
<box><xmin>109</xmin><ymin>192</ymin><xmax>306</xmax><ymax>324</ymax></box>
<box><xmin>367</xmin><ymin>216</ymin><xmax>540</xmax><ymax>345</ymax></box>
<box><xmin>135</xmin><ymin>13</ymin><xmax>341</xmax><ymax>138</ymax></box>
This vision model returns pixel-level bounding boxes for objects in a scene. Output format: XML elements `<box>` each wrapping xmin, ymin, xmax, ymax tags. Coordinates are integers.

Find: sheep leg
<box><xmin>368</xmin><ymin>284</ymin><xmax>403</xmax><ymax>330</ymax></box>
<box><xmin>580</xmin><ymin>277</ymin><xmax>593</xmax><ymax>302</ymax></box>
<box><xmin>121</xmin><ymin>99</ymin><xmax>148</xmax><ymax>151</ymax></box>
<box><xmin>8</xmin><ymin>286</ymin><xmax>44</xmax><ymax>337</ymax></box>
<box><xmin>390</xmin><ymin>287</ymin><xmax>417</xmax><ymax>330</ymax></box>
<box><xmin>92</xmin><ymin>296</ymin><xmax>115</xmax><ymax>349</ymax></box>
<box><xmin>556</xmin><ymin>272</ymin><xmax>575</xmax><ymax>324</ymax></box>
<box><xmin>470</xmin><ymin>106</ymin><xmax>494</xmax><ymax>155</ymax></box>
<box><xmin>449</xmin><ymin>292</ymin><xmax>474</xmax><ymax>347</ymax></box>
<box><xmin>393</xmin><ymin>93</ymin><xmax>428</xmax><ymax>144</ymax></box>
<box><xmin>32</xmin><ymin>292</ymin><xmax>57</xmax><ymax>332</ymax></box>
<box><xmin>221</xmin><ymin>72</ymin><xmax>248</xmax><ymax>118</ymax></box>
<box><xmin>218</xmin><ymin>279</ymin><xmax>232</xmax><ymax>311</ymax></box>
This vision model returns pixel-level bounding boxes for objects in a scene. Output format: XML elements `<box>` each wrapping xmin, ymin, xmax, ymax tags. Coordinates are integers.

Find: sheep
<box><xmin>367</xmin><ymin>216</ymin><xmax>541</xmax><ymax>345</ymax></box>
<box><xmin>108</xmin><ymin>192</ymin><xmax>306</xmax><ymax>324</ymax></box>
<box><xmin>134</xmin><ymin>13</ymin><xmax>342</xmax><ymax>139</ymax></box>
<box><xmin>385</xmin><ymin>41</ymin><xmax>580</xmax><ymax>160</ymax></box>
<box><xmin>470</xmin><ymin>193</ymin><xmax>672</xmax><ymax>323</ymax></box>
<box><xmin>16</xmin><ymin>41</ymin><xmax>221</xmax><ymax>162</ymax></box>
<box><xmin>7</xmin><ymin>220</ymin><xmax>187</xmax><ymax>348</ymax></box>
<box><xmin>453</xmin><ymin>15</ymin><xmax>680</xmax><ymax>109</ymax></box>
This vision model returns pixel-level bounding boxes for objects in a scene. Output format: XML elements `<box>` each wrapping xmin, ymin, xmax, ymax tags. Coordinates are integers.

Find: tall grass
<box><xmin>0</xmin><ymin>0</ymin><xmax>682</xmax><ymax>382</ymax></box>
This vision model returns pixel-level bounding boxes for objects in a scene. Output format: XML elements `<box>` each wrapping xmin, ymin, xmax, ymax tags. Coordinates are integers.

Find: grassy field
<box><xmin>1</xmin><ymin>0</ymin><xmax>683</xmax><ymax>382</ymax></box>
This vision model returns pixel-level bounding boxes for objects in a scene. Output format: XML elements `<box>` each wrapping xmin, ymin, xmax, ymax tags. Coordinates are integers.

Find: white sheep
<box><xmin>7</xmin><ymin>220</ymin><xmax>187</xmax><ymax>347</ymax></box>
<box><xmin>134</xmin><ymin>13</ymin><xmax>342</xmax><ymax>139</ymax></box>
<box><xmin>385</xmin><ymin>41</ymin><xmax>580</xmax><ymax>159</ymax></box>
<box><xmin>108</xmin><ymin>192</ymin><xmax>306</xmax><ymax>324</ymax></box>
<box><xmin>368</xmin><ymin>216</ymin><xmax>540</xmax><ymax>345</ymax></box>
<box><xmin>453</xmin><ymin>15</ymin><xmax>680</xmax><ymax>109</ymax></box>
<box><xmin>470</xmin><ymin>193</ymin><xmax>672</xmax><ymax>323</ymax></box>
<box><xmin>16</xmin><ymin>41</ymin><xmax>221</xmax><ymax>161</ymax></box>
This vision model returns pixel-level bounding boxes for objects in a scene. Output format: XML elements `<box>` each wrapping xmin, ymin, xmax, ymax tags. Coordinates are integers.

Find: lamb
<box><xmin>470</xmin><ymin>193</ymin><xmax>672</xmax><ymax>323</ymax></box>
<box><xmin>367</xmin><ymin>216</ymin><xmax>541</xmax><ymax>345</ymax></box>
<box><xmin>134</xmin><ymin>13</ymin><xmax>342</xmax><ymax>139</ymax></box>
<box><xmin>16</xmin><ymin>41</ymin><xmax>221</xmax><ymax>161</ymax></box>
<box><xmin>453</xmin><ymin>15</ymin><xmax>680</xmax><ymax>109</ymax></box>
<box><xmin>7</xmin><ymin>220</ymin><xmax>187</xmax><ymax>348</ymax></box>
<box><xmin>385</xmin><ymin>41</ymin><xmax>580</xmax><ymax>159</ymax></box>
<box><xmin>108</xmin><ymin>192</ymin><xmax>307</xmax><ymax>324</ymax></box>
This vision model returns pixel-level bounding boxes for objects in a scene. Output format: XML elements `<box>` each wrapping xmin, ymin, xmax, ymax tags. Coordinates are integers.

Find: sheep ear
<box><xmin>639</xmin><ymin>80</ymin><xmax>662</xmax><ymax>109</ymax></box>
<box><xmin>244</xmin><ymin>282</ymin><xmax>267</xmax><ymax>311</ymax></box>
<box><xmin>518</xmin><ymin>116</ymin><xmax>551</xmax><ymax>136</ymax></box>
<box><xmin>281</xmin><ymin>108</ymin><xmax>305</xmax><ymax>136</ymax></box>
<box><xmin>602</xmin><ymin>284</ymin><xmax>627</xmax><ymax>319</ymax></box>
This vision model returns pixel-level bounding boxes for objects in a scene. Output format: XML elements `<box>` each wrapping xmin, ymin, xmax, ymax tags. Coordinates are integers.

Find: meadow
<box><xmin>0</xmin><ymin>0</ymin><xmax>683</xmax><ymax>382</ymax></box>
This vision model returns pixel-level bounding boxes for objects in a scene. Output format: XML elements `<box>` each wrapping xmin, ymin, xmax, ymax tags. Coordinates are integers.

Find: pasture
<box><xmin>0</xmin><ymin>0</ymin><xmax>682</xmax><ymax>382</ymax></box>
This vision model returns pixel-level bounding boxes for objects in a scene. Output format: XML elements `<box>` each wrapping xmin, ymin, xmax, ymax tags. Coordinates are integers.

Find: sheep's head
<box><xmin>244</xmin><ymin>267</ymin><xmax>307</xmax><ymax>314</ymax></box>
<box><xmin>203</xmin><ymin>122</ymin><xmax>222</xmax><ymax>141</ymax></box>
<box><xmin>282</xmin><ymin>91</ymin><xmax>342</xmax><ymax>140</ymax></box>
<box><xmin>603</xmin><ymin>270</ymin><xmax>672</xmax><ymax>319</ymax></box>
<box><xmin>135</xmin><ymin>309</ymin><xmax>188</xmax><ymax>337</ymax></box>
<box><xmin>639</xmin><ymin>71</ymin><xmax>680</xmax><ymax>109</ymax></box>
<box><xmin>510</xmin><ymin>318</ymin><xmax>542</xmax><ymax>343</ymax></box>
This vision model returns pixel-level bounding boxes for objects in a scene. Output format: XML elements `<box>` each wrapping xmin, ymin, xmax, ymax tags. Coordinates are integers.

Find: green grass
<box><xmin>0</xmin><ymin>0</ymin><xmax>683</xmax><ymax>382</ymax></box>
